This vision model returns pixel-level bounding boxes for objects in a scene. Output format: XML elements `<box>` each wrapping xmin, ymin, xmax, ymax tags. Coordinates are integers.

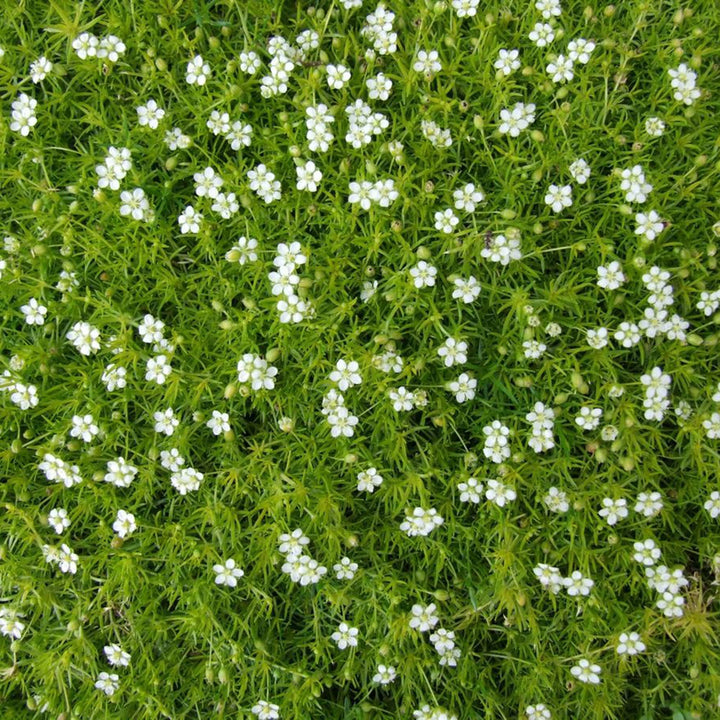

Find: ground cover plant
<box><xmin>1</xmin><ymin>0</ymin><xmax>720</xmax><ymax>717</ymax></box>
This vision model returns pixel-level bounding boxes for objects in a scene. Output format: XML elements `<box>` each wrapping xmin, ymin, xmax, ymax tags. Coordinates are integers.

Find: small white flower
<box><xmin>113</xmin><ymin>510</ymin><xmax>137</xmax><ymax>539</ymax></box>
<box><xmin>544</xmin><ymin>184</ymin><xmax>573</xmax><ymax>212</ymax></box>
<box><xmin>598</xmin><ymin>497</ymin><xmax>628</xmax><ymax>526</ymax></box>
<box><xmin>616</xmin><ymin>631</ymin><xmax>646</xmax><ymax>656</ymax></box>
<box><xmin>186</xmin><ymin>54</ymin><xmax>211</xmax><ymax>85</ymax></box>
<box><xmin>104</xmin><ymin>644</ymin><xmax>131</xmax><ymax>667</ymax></box>
<box><xmin>213</xmin><ymin>558</ymin><xmax>245</xmax><ymax>587</ymax></box>
<box><xmin>331</xmin><ymin>622</ymin><xmax>359</xmax><ymax>649</ymax></box>
<box><xmin>95</xmin><ymin>672</ymin><xmax>119</xmax><ymax>696</ymax></box>
<box><xmin>570</xmin><ymin>658</ymin><xmax>601</xmax><ymax>684</ymax></box>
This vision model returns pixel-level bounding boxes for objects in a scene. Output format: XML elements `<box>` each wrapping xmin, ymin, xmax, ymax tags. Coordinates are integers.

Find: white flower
<box><xmin>409</xmin><ymin>603</ymin><xmax>439</xmax><ymax>632</ymax></box>
<box><xmin>617</xmin><ymin>632</ymin><xmax>646</xmax><ymax>656</ymax></box>
<box><xmin>239</xmin><ymin>51</ymin><xmax>261</xmax><ymax>74</ymax></box>
<box><xmin>598</xmin><ymin>497</ymin><xmax>628</xmax><ymax>526</ymax></box>
<box><xmin>421</xmin><ymin>119</ymin><xmax>452</xmax><ymax>148</ymax></box>
<box><xmin>206</xmin><ymin>410</ymin><xmax>230</xmax><ymax>436</ymax></box>
<box><xmin>334</xmin><ymin>557</ymin><xmax>358</xmax><ymax>580</ymax></box>
<box><xmin>434</xmin><ymin>208</ymin><xmax>459</xmax><ymax>234</ymax></box>
<box><xmin>171</xmin><ymin>467</ymin><xmax>204</xmax><ymax>494</ymax></box>
<box><xmin>494</xmin><ymin>48</ymin><xmax>521</xmax><ymax>76</ymax></box>
<box><xmin>329</xmin><ymin>359</ymin><xmax>362</xmax><ymax>391</ymax></box>
<box><xmin>367</xmin><ymin>72</ymin><xmax>393</xmax><ymax>100</ymax></box>
<box><xmin>452</xmin><ymin>0</ymin><xmax>480</xmax><ymax>17</ymax></box>
<box><xmin>534</xmin><ymin>564</ymin><xmax>564</xmax><ymax>594</ymax></box>
<box><xmin>178</xmin><ymin>205</ymin><xmax>202</xmax><ymax>234</ymax></box>
<box><xmin>447</xmin><ymin>373</ymin><xmax>477</xmax><ymax>403</ymax></box>
<box><xmin>569</xmin><ymin>158</ymin><xmax>591</xmax><ymax>184</ymax></box>
<box><xmin>357</xmin><ymin>467</ymin><xmax>383</xmax><ymax>493</ymax></box>
<box><xmin>251</xmin><ymin>700</ymin><xmax>280</xmax><ymax>719</ymax></box>
<box><xmin>113</xmin><ymin>510</ymin><xmax>137</xmax><ymax>539</ymax></box>
<box><xmin>634</xmin><ymin>491</ymin><xmax>663</xmax><ymax>518</ymax></box>
<box><xmin>526</xmin><ymin>704</ymin><xmax>552</xmax><ymax>720</ymax></box>
<box><xmin>20</xmin><ymin>297</ymin><xmax>47</xmax><ymax>325</ymax></box>
<box><xmin>632</xmin><ymin>538</ymin><xmax>661</xmax><ymax>566</ymax></box>
<box><xmin>10</xmin><ymin>382</ymin><xmax>39</xmax><ymax>410</ymax></box>
<box><xmin>437</xmin><ymin>338</ymin><xmax>468</xmax><ymax>367</ymax></box>
<box><xmin>98</xmin><ymin>35</ymin><xmax>126</xmax><ymax>63</ymax></box>
<box><xmin>57</xmin><ymin>543</ymin><xmax>79</xmax><ymax>574</ymax></box>
<box><xmin>452</xmin><ymin>276</ymin><xmax>481</xmax><ymax>303</ymax></box>
<box><xmin>523</xmin><ymin>340</ymin><xmax>547</xmax><ymax>360</ymax></box>
<box><xmin>413</xmin><ymin>49</ymin><xmax>442</xmax><ymax>74</ymax></box>
<box><xmin>529</xmin><ymin>22</ymin><xmax>555</xmax><ymax>47</ymax></box>
<box><xmin>373</xmin><ymin>664</ymin><xmax>397</xmax><ymax>684</ymax></box>
<box><xmin>544</xmin><ymin>184</ymin><xmax>573</xmax><ymax>212</ymax></box>
<box><xmin>400</xmin><ymin>507</ymin><xmax>444</xmax><ymax>537</ymax></box>
<box><xmin>70</xmin><ymin>413</ymin><xmax>99</xmax><ymax>443</ymax></box>
<box><xmin>389</xmin><ymin>386</ymin><xmax>415</xmax><ymax>412</ymax></box>
<box><xmin>567</xmin><ymin>38</ymin><xmax>596</xmax><ymax>64</ymax></box>
<box><xmin>48</xmin><ymin>508</ymin><xmax>71</xmax><ymax>534</ymax></box>
<box><xmin>331</xmin><ymin>622</ymin><xmax>359</xmax><ymax>649</ymax></box>
<box><xmin>30</xmin><ymin>56</ymin><xmax>53</xmax><ymax>83</ymax></box>
<box><xmin>543</xmin><ymin>486</ymin><xmax>569</xmax><ymax>513</ymax></box>
<box><xmin>563</xmin><ymin>570</ymin><xmax>594</xmax><ymax>596</ymax></box>
<box><xmin>656</xmin><ymin>590</ymin><xmax>685</xmax><ymax>618</ymax></box>
<box><xmin>546</xmin><ymin>54</ymin><xmax>574</xmax><ymax>83</ymax></box>
<box><xmin>457</xmin><ymin>476</ymin><xmax>482</xmax><ymax>503</ymax></box>
<box><xmin>119</xmin><ymin>187</ymin><xmax>151</xmax><ymax>221</ymax></box>
<box><xmin>145</xmin><ymin>355</ymin><xmax>172</xmax><ymax>384</ymax></box>
<box><xmin>226</xmin><ymin>236</ymin><xmax>259</xmax><ymax>265</ymax></box>
<box><xmin>165</xmin><ymin>127</ymin><xmax>192</xmax><ymax>150</ymax></box>
<box><xmin>596</xmin><ymin>261</ymin><xmax>625</xmax><ymax>290</ymax></box>
<box><xmin>326</xmin><ymin>63</ymin><xmax>351</xmax><ymax>89</ymax></box>
<box><xmin>9</xmin><ymin>93</ymin><xmax>38</xmax><ymax>136</ymax></box>
<box><xmin>485</xmin><ymin>478</ymin><xmax>516</xmax><ymax>507</ymax></box>
<box><xmin>211</xmin><ymin>192</ymin><xmax>239</xmax><ymax>219</ymax></box>
<box><xmin>95</xmin><ymin>672</ymin><xmax>119</xmax><ymax>696</ymax></box>
<box><xmin>635</xmin><ymin>210</ymin><xmax>665</xmax><ymax>241</ymax></box>
<box><xmin>705</xmin><ymin>490</ymin><xmax>720</xmax><ymax>518</ymax></box>
<box><xmin>536</xmin><ymin>0</ymin><xmax>562</xmax><ymax>19</ymax></box>
<box><xmin>575</xmin><ymin>406</ymin><xmax>602</xmax><ymax>430</ymax></box>
<box><xmin>586</xmin><ymin>327</ymin><xmax>609</xmax><ymax>349</ymax></box>
<box><xmin>67</xmin><ymin>321</ymin><xmax>101</xmax><ymax>355</ymax></box>
<box><xmin>136</xmin><ymin>99</ymin><xmax>165</xmax><ymax>129</ymax></box>
<box><xmin>498</xmin><ymin>102</ymin><xmax>536</xmax><ymax>137</ymax></box>
<box><xmin>154</xmin><ymin>408</ymin><xmax>179</xmax><ymax>436</ymax></box>
<box><xmin>186</xmin><ymin>55</ymin><xmax>211</xmax><ymax>85</ymax></box>
<box><xmin>295</xmin><ymin>160</ymin><xmax>322</xmax><ymax>192</ymax></box>
<box><xmin>104</xmin><ymin>457</ymin><xmax>138</xmax><ymax>488</ymax></box>
<box><xmin>213</xmin><ymin>558</ymin><xmax>244</xmax><ymax>586</ymax></box>
<box><xmin>645</xmin><ymin>117</ymin><xmax>665</xmax><ymax>137</ymax></box>
<box><xmin>409</xmin><ymin>261</ymin><xmax>437</xmax><ymax>288</ymax></box>
<box><xmin>104</xmin><ymin>644</ymin><xmax>131</xmax><ymax>667</ymax></box>
<box><xmin>72</xmin><ymin>32</ymin><xmax>99</xmax><ymax>59</ymax></box>
<box><xmin>327</xmin><ymin>405</ymin><xmax>358</xmax><ymax>437</ymax></box>
<box><xmin>570</xmin><ymin>658</ymin><xmax>601</xmax><ymax>684</ymax></box>
<box><xmin>483</xmin><ymin>421</ymin><xmax>511</xmax><ymax>463</ymax></box>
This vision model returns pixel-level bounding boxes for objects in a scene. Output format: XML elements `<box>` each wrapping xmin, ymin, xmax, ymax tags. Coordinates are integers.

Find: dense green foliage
<box><xmin>1</xmin><ymin>1</ymin><xmax>720</xmax><ymax>718</ymax></box>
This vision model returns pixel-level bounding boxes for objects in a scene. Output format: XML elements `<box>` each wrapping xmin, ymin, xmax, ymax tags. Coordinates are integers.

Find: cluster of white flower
<box><xmin>408</xmin><ymin>604</ymin><xmax>461</xmax><ymax>666</ymax></box>
<box><xmin>482</xmin><ymin>420</ymin><xmax>511</xmax><ymax>463</ymax></box>
<box><xmin>1</xmin><ymin>369</ymin><xmax>39</xmax><ymax>410</ymax></box>
<box><xmin>104</xmin><ymin>457</ymin><xmax>138</xmax><ymax>488</ymax></box>
<box><xmin>534</xmin><ymin>564</ymin><xmax>594</xmax><ymax>597</ymax></box>
<box><xmin>237</xmin><ymin>353</ymin><xmax>279</xmax><ymax>392</ymax></box>
<box><xmin>348</xmin><ymin>179</ymin><xmax>398</xmax><ymax>210</ymax></box>
<box><xmin>278</xmin><ymin>528</ymin><xmax>327</xmax><ymax>585</ymax></box>
<box><xmin>345</xmin><ymin>99</ymin><xmax>388</xmax><ymax>147</ymax></box>
<box><xmin>361</xmin><ymin>3</ymin><xmax>398</xmax><ymax>56</ymax></box>
<box><xmin>206</xmin><ymin>110</ymin><xmax>253</xmax><ymax>152</ymax></box>
<box><xmin>96</xmin><ymin>146</ymin><xmax>132</xmax><ymax>191</ymax></box>
<box><xmin>39</xmin><ymin>453</ymin><xmax>82</xmax><ymax>488</ymax></box>
<box><xmin>619</xmin><ymin>164</ymin><xmax>652</xmax><ymax>203</ymax></box>
<box><xmin>9</xmin><ymin>93</ymin><xmax>38</xmax><ymax>136</ymax></box>
<box><xmin>668</xmin><ymin>63</ymin><xmax>701</xmax><ymax>106</ymax></box>
<box><xmin>526</xmin><ymin>401</ymin><xmax>556</xmax><ymax>453</ymax></box>
<box><xmin>260</xmin><ymin>40</ymin><xmax>296</xmax><ymax>98</ymax></box>
<box><xmin>421</xmin><ymin>119</ymin><xmax>452</xmax><ymax>148</ymax></box>
<box><xmin>323</xmin><ymin>359</ymin><xmax>361</xmax><ymax>438</ymax></box>
<box><xmin>640</xmin><ymin>366</ymin><xmax>672</xmax><ymax>422</ymax></box>
<box><xmin>43</xmin><ymin>542</ymin><xmax>79</xmax><ymax>575</ymax></box>
<box><xmin>498</xmin><ymin>102</ymin><xmax>536</xmax><ymax>136</ymax></box>
<box><xmin>247</xmin><ymin>163</ymin><xmax>281</xmax><ymax>204</ymax></box>
<box><xmin>305</xmin><ymin>103</ymin><xmax>335</xmax><ymax>153</ymax></box>
<box><xmin>481</xmin><ymin>231</ymin><xmax>522</xmax><ymax>265</ymax></box>
<box><xmin>170</xmin><ymin>466</ymin><xmax>204</xmax><ymax>495</ymax></box>
<box><xmin>400</xmin><ymin>507</ymin><xmax>444</xmax><ymax>537</ymax></box>
<box><xmin>72</xmin><ymin>32</ymin><xmax>127</xmax><ymax>63</ymax></box>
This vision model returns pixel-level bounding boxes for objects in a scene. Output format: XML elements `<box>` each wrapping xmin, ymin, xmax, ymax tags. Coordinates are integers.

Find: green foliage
<box><xmin>1</xmin><ymin>0</ymin><xmax>720</xmax><ymax>718</ymax></box>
